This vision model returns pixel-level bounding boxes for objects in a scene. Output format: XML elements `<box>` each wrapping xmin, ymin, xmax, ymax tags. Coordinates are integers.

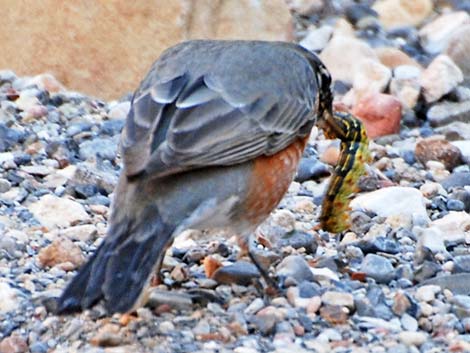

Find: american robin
<box><xmin>56</xmin><ymin>40</ymin><xmax>369</xmax><ymax>315</ymax></box>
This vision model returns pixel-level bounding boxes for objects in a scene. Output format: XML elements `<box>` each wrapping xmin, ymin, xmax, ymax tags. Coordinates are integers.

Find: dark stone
<box><xmin>453</xmin><ymin>255</ymin><xmax>470</xmax><ymax>274</ymax></box>
<box><xmin>79</xmin><ymin>137</ymin><xmax>117</xmax><ymax>161</ymax></box>
<box><xmin>66</xmin><ymin>122</ymin><xmax>94</xmax><ymax>137</ymax></box>
<box><xmin>414</xmin><ymin>261</ymin><xmax>440</xmax><ymax>283</ymax></box>
<box><xmin>0</xmin><ymin>123</ymin><xmax>24</xmax><ymax>152</ymax></box>
<box><xmin>74</xmin><ymin>184</ymin><xmax>98</xmax><ymax>198</ymax></box>
<box><xmin>421</xmin><ymin>273</ymin><xmax>470</xmax><ymax>295</ymax></box>
<box><xmin>442</xmin><ymin>172</ymin><xmax>470</xmax><ymax>190</ymax></box>
<box><xmin>401</xmin><ymin>150</ymin><xmax>416</xmax><ymax>165</ymax></box>
<box><xmin>295</xmin><ymin>157</ymin><xmax>330</xmax><ymax>182</ymax></box>
<box><xmin>447</xmin><ymin>199</ymin><xmax>465</xmax><ymax>211</ymax></box>
<box><xmin>212</xmin><ymin>261</ymin><xmax>260</xmax><ymax>286</ymax></box>
<box><xmin>360</xmin><ymin>254</ymin><xmax>395</xmax><ymax>284</ymax></box>
<box><xmin>356</xmin><ymin>237</ymin><xmax>400</xmax><ymax>255</ymax></box>
<box><xmin>277</xmin><ymin>231</ymin><xmax>318</xmax><ymax>254</ymax></box>
<box><xmin>450</xmin><ymin>189</ymin><xmax>470</xmax><ymax>212</ymax></box>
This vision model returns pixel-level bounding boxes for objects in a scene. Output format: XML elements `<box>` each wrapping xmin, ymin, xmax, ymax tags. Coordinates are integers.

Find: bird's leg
<box><xmin>246</xmin><ymin>236</ymin><xmax>278</xmax><ymax>291</ymax></box>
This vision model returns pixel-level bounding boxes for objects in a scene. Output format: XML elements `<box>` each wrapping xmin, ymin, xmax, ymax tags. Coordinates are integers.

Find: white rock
<box><xmin>60</xmin><ymin>224</ymin><xmax>98</xmax><ymax>242</ymax></box>
<box><xmin>29</xmin><ymin>194</ymin><xmax>90</xmax><ymax>229</ymax></box>
<box><xmin>398</xmin><ymin>331</ymin><xmax>427</xmax><ymax>346</ymax></box>
<box><xmin>300</xmin><ymin>25</ymin><xmax>333</xmax><ymax>52</ymax></box>
<box><xmin>420</xmin><ymin>55</ymin><xmax>464</xmax><ymax>103</ymax></box>
<box><xmin>373</xmin><ymin>0</ymin><xmax>433</xmax><ymax>29</ymax></box>
<box><xmin>108</xmin><ymin>101</ymin><xmax>130</xmax><ymax>120</ymax></box>
<box><xmin>415</xmin><ymin>285</ymin><xmax>441</xmax><ymax>302</ymax></box>
<box><xmin>452</xmin><ymin>140</ymin><xmax>470</xmax><ymax>163</ymax></box>
<box><xmin>350</xmin><ymin>187</ymin><xmax>428</xmax><ymax>220</ymax></box>
<box><xmin>401</xmin><ymin>313</ymin><xmax>418</xmax><ymax>331</ymax></box>
<box><xmin>431</xmin><ymin>211</ymin><xmax>470</xmax><ymax>243</ymax></box>
<box><xmin>353</xmin><ymin>59</ymin><xmax>392</xmax><ymax>99</ymax></box>
<box><xmin>414</xmin><ymin>226</ymin><xmax>447</xmax><ymax>264</ymax></box>
<box><xmin>419</xmin><ymin>11</ymin><xmax>470</xmax><ymax>54</ymax></box>
<box><xmin>0</xmin><ymin>282</ymin><xmax>21</xmax><ymax>313</ymax></box>
<box><xmin>321</xmin><ymin>291</ymin><xmax>354</xmax><ymax>309</ymax></box>
<box><xmin>419</xmin><ymin>181</ymin><xmax>446</xmax><ymax>199</ymax></box>
<box><xmin>320</xmin><ymin>35</ymin><xmax>378</xmax><ymax>83</ymax></box>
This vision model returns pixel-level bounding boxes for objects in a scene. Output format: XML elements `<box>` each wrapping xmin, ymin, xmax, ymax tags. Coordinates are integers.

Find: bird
<box><xmin>56</xmin><ymin>40</ymin><xmax>369</xmax><ymax>315</ymax></box>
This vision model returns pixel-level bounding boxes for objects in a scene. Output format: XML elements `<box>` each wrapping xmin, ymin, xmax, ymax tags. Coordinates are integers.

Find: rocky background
<box><xmin>1</xmin><ymin>0</ymin><xmax>470</xmax><ymax>352</ymax></box>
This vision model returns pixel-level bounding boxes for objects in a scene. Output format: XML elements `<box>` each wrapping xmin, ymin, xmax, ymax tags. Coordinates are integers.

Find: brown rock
<box><xmin>419</xmin><ymin>11</ymin><xmax>470</xmax><ymax>54</ymax></box>
<box><xmin>320</xmin><ymin>144</ymin><xmax>340</xmax><ymax>166</ymax></box>
<box><xmin>0</xmin><ymin>1</ymin><xmax>291</xmax><ymax>100</ymax></box>
<box><xmin>0</xmin><ymin>335</ymin><xmax>28</xmax><ymax>353</ymax></box>
<box><xmin>415</xmin><ymin>137</ymin><xmax>463</xmax><ymax>171</ymax></box>
<box><xmin>38</xmin><ymin>237</ymin><xmax>85</xmax><ymax>270</ymax></box>
<box><xmin>352</xmin><ymin>93</ymin><xmax>402</xmax><ymax>138</ymax></box>
<box><xmin>90</xmin><ymin>323</ymin><xmax>123</xmax><ymax>347</ymax></box>
<box><xmin>420</xmin><ymin>55</ymin><xmax>464</xmax><ymax>103</ymax></box>
<box><xmin>392</xmin><ymin>291</ymin><xmax>411</xmax><ymax>316</ymax></box>
<box><xmin>319</xmin><ymin>304</ymin><xmax>349</xmax><ymax>324</ymax></box>
<box><xmin>373</xmin><ymin>0</ymin><xmax>433</xmax><ymax>29</ymax></box>
<box><xmin>204</xmin><ymin>255</ymin><xmax>222</xmax><ymax>278</ymax></box>
<box><xmin>375</xmin><ymin>47</ymin><xmax>422</xmax><ymax>69</ymax></box>
<box><xmin>445</xmin><ymin>25</ymin><xmax>470</xmax><ymax>79</ymax></box>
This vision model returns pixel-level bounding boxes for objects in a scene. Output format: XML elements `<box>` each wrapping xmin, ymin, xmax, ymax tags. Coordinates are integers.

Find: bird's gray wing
<box><xmin>121</xmin><ymin>41</ymin><xmax>321</xmax><ymax>178</ymax></box>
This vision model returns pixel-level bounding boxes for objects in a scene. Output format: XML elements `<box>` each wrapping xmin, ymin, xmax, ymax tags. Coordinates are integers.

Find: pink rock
<box><xmin>28</xmin><ymin>73</ymin><xmax>65</xmax><ymax>93</ymax></box>
<box><xmin>352</xmin><ymin>93</ymin><xmax>402</xmax><ymax>138</ymax></box>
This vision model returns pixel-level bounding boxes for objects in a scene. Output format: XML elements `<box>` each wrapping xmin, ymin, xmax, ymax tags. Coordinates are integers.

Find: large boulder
<box><xmin>0</xmin><ymin>0</ymin><xmax>291</xmax><ymax>100</ymax></box>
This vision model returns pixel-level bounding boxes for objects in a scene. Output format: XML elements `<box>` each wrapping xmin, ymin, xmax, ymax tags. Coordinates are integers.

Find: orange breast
<box><xmin>241</xmin><ymin>135</ymin><xmax>309</xmax><ymax>226</ymax></box>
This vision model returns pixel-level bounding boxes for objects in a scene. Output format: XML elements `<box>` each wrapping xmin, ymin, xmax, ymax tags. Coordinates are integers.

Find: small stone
<box><xmin>61</xmin><ymin>224</ymin><xmax>97</xmax><ymax>242</ymax></box>
<box><xmin>398</xmin><ymin>331</ymin><xmax>427</xmax><ymax>347</ymax></box>
<box><xmin>373</xmin><ymin>0</ymin><xmax>433</xmax><ymax>29</ymax></box>
<box><xmin>401</xmin><ymin>313</ymin><xmax>418</xmax><ymax>332</ymax></box>
<box><xmin>38</xmin><ymin>238</ymin><xmax>85</xmax><ymax>270</ymax></box>
<box><xmin>421</xmin><ymin>273</ymin><xmax>470</xmax><ymax>295</ymax></box>
<box><xmin>28</xmin><ymin>73</ymin><xmax>65</xmax><ymax>93</ymax></box>
<box><xmin>321</xmin><ymin>291</ymin><xmax>354</xmax><ymax>309</ymax></box>
<box><xmin>29</xmin><ymin>194</ymin><xmax>91</xmax><ymax>229</ymax></box>
<box><xmin>244</xmin><ymin>298</ymin><xmax>265</xmax><ymax>316</ymax></box>
<box><xmin>420</xmin><ymin>55</ymin><xmax>464</xmax><ymax>103</ymax></box>
<box><xmin>376</xmin><ymin>47</ymin><xmax>421</xmax><ymax>69</ymax></box>
<box><xmin>360</xmin><ymin>254</ymin><xmax>395</xmax><ymax>284</ymax></box>
<box><xmin>277</xmin><ymin>231</ymin><xmax>317</xmax><ymax>254</ymax></box>
<box><xmin>319</xmin><ymin>305</ymin><xmax>349</xmax><ymax>324</ymax></box>
<box><xmin>193</xmin><ymin>319</ymin><xmax>211</xmax><ymax>336</ymax></box>
<box><xmin>211</xmin><ymin>261</ymin><xmax>260</xmax><ymax>286</ymax></box>
<box><xmin>393</xmin><ymin>291</ymin><xmax>411</xmax><ymax>316</ymax></box>
<box><xmin>415</xmin><ymin>285</ymin><xmax>441</xmax><ymax>302</ymax></box>
<box><xmin>453</xmin><ymin>255</ymin><xmax>470</xmax><ymax>273</ymax></box>
<box><xmin>352</xmin><ymin>92</ymin><xmax>402</xmax><ymax>138</ymax></box>
<box><xmin>251</xmin><ymin>306</ymin><xmax>281</xmax><ymax>335</ymax></box>
<box><xmin>0</xmin><ymin>282</ymin><xmax>21</xmax><ymax>313</ymax></box>
<box><xmin>158</xmin><ymin>320</ymin><xmax>175</xmax><ymax>335</ymax></box>
<box><xmin>0</xmin><ymin>335</ymin><xmax>28</xmax><ymax>353</ymax></box>
<box><xmin>320</xmin><ymin>35</ymin><xmax>377</xmax><ymax>84</ymax></box>
<box><xmin>350</xmin><ymin>186</ymin><xmax>428</xmax><ymax>220</ymax></box>
<box><xmin>453</xmin><ymin>140</ymin><xmax>470</xmax><ymax>165</ymax></box>
<box><xmin>276</xmin><ymin>255</ymin><xmax>315</xmax><ymax>284</ymax></box>
<box><xmin>415</xmin><ymin>137</ymin><xmax>462</xmax><ymax>171</ymax></box>
<box><xmin>79</xmin><ymin>137</ymin><xmax>117</xmax><ymax>161</ymax></box>
<box><xmin>390</xmin><ymin>66</ymin><xmax>421</xmax><ymax>109</ymax></box>
<box><xmin>204</xmin><ymin>256</ymin><xmax>222</xmax><ymax>279</ymax></box>
<box><xmin>147</xmin><ymin>289</ymin><xmax>193</xmax><ymax>310</ymax></box>
<box><xmin>108</xmin><ymin>101</ymin><xmax>131</xmax><ymax>120</ymax></box>
<box><xmin>299</xmin><ymin>25</ymin><xmax>333</xmax><ymax>52</ymax></box>
<box><xmin>445</xmin><ymin>25</ymin><xmax>470</xmax><ymax>79</ymax></box>
<box><xmin>295</xmin><ymin>157</ymin><xmax>330</xmax><ymax>183</ymax></box>
<box><xmin>419</xmin><ymin>11</ymin><xmax>470</xmax><ymax>54</ymax></box>
<box><xmin>306</xmin><ymin>296</ymin><xmax>322</xmax><ymax>315</ymax></box>
<box><xmin>441</xmin><ymin>172</ymin><xmax>470</xmax><ymax>190</ymax></box>
<box><xmin>427</xmin><ymin>101</ymin><xmax>470</xmax><ymax>127</ymax></box>
<box><xmin>353</xmin><ymin>59</ymin><xmax>392</xmax><ymax>99</ymax></box>
<box><xmin>431</xmin><ymin>211</ymin><xmax>470</xmax><ymax>243</ymax></box>
<box><xmin>90</xmin><ymin>323</ymin><xmax>123</xmax><ymax>347</ymax></box>
<box><xmin>0</xmin><ymin>178</ymin><xmax>11</xmax><ymax>193</ymax></box>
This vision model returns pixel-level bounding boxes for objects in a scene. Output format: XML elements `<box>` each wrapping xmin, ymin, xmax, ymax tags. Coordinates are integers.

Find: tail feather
<box><xmin>56</xmin><ymin>204</ymin><xmax>174</xmax><ymax>315</ymax></box>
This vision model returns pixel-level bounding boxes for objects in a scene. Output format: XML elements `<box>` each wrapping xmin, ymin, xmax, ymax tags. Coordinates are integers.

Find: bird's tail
<box><xmin>55</xmin><ymin>203</ymin><xmax>174</xmax><ymax>314</ymax></box>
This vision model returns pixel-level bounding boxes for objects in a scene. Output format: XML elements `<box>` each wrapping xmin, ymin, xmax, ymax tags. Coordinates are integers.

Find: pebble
<box><xmin>372</xmin><ymin>0</ymin><xmax>432</xmax><ymax>29</ymax></box>
<box><xmin>276</xmin><ymin>255</ymin><xmax>315</xmax><ymax>285</ymax></box>
<box><xmin>37</xmin><ymin>238</ymin><xmax>85</xmax><ymax>270</ymax></box>
<box><xmin>419</xmin><ymin>11</ymin><xmax>470</xmax><ymax>54</ymax></box>
<box><xmin>415</xmin><ymin>137</ymin><xmax>462</xmax><ymax>171</ymax></box>
<box><xmin>321</xmin><ymin>291</ymin><xmax>354</xmax><ymax>309</ymax></box>
<box><xmin>420</xmin><ymin>55</ymin><xmax>464</xmax><ymax>103</ymax></box>
<box><xmin>360</xmin><ymin>254</ymin><xmax>395</xmax><ymax>284</ymax></box>
<box><xmin>0</xmin><ymin>335</ymin><xmax>28</xmax><ymax>353</ymax></box>
<box><xmin>350</xmin><ymin>186</ymin><xmax>428</xmax><ymax>220</ymax></box>
<box><xmin>415</xmin><ymin>285</ymin><xmax>441</xmax><ymax>302</ymax></box>
<box><xmin>0</xmin><ymin>282</ymin><xmax>21</xmax><ymax>313</ymax></box>
<box><xmin>445</xmin><ymin>25</ymin><xmax>470</xmax><ymax>79</ymax></box>
<box><xmin>398</xmin><ymin>331</ymin><xmax>427</xmax><ymax>346</ymax></box>
<box><xmin>29</xmin><ymin>194</ymin><xmax>91</xmax><ymax>229</ymax></box>
<box><xmin>211</xmin><ymin>261</ymin><xmax>260</xmax><ymax>286</ymax></box>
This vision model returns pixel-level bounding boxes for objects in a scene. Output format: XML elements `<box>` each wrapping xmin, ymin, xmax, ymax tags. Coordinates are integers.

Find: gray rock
<box><xmin>427</xmin><ymin>101</ymin><xmax>470</xmax><ymax>127</ymax></box>
<box><xmin>441</xmin><ymin>172</ymin><xmax>470</xmax><ymax>190</ymax></box>
<box><xmin>212</xmin><ymin>261</ymin><xmax>260</xmax><ymax>286</ymax></box>
<box><xmin>276</xmin><ymin>255</ymin><xmax>315</xmax><ymax>285</ymax></box>
<box><xmin>146</xmin><ymin>289</ymin><xmax>193</xmax><ymax>310</ymax></box>
<box><xmin>421</xmin><ymin>273</ymin><xmax>470</xmax><ymax>295</ymax></box>
<box><xmin>79</xmin><ymin>137</ymin><xmax>118</xmax><ymax>161</ymax></box>
<box><xmin>277</xmin><ymin>231</ymin><xmax>318</xmax><ymax>254</ymax></box>
<box><xmin>360</xmin><ymin>254</ymin><xmax>395</xmax><ymax>284</ymax></box>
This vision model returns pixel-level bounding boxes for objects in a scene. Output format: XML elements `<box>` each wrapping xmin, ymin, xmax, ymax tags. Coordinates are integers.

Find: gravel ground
<box><xmin>1</xmin><ymin>1</ymin><xmax>470</xmax><ymax>353</ymax></box>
